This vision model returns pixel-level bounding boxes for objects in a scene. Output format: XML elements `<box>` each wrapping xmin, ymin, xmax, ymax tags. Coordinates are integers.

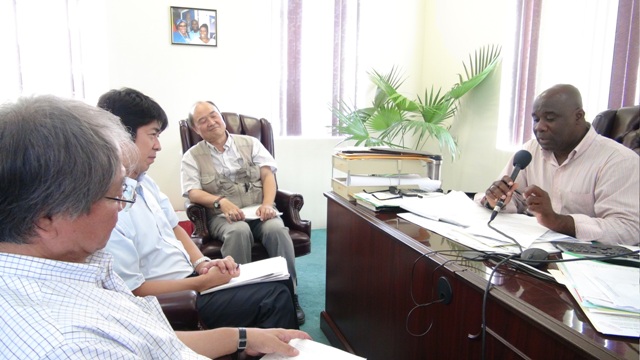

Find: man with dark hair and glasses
<box><xmin>0</xmin><ymin>95</ymin><xmax>309</xmax><ymax>359</ymax></box>
<box><xmin>97</xmin><ymin>87</ymin><xmax>299</xmax><ymax>330</ymax></box>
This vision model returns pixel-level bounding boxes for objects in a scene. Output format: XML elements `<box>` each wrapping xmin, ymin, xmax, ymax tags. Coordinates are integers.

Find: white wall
<box><xmin>421</xmin><ymin>0</ymin><xmax>515</xmax><ymax>192</ymax></box>
<box><xmin>93</xmin><ymin>0</ymin><xmax>516</xmax><ymax>229</ymax></box>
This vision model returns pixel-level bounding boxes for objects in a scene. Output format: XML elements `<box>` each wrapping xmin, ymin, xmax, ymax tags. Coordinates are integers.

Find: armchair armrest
<box><xmin>155</xmin><ymin>290</ymin><xmax>200</xmax><ymax>330</ymax></box>
<box><xmin>186</xmin><ymin>191</ymin><xmax>311</xmax><ymax>241</ymax></box>
<box><xmin>185</xmin><ymin>200</ymin><xmax>208</xmax><ymax>247</ymax></box>
<box><xmin>275</xmin><ymin>189</ymin><xmax>311</xmax><ymax>237</ymax></box>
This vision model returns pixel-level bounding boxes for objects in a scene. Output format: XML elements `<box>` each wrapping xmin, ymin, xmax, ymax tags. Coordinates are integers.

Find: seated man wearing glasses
<box><xmin>0</xmin><ymin>95</ymin><xmax>309</xmax><ymax>358</ymax></box>
<box><xmin>98</xmin><ymin>88</ymin><xmax>298</xmax><ymax>330</ymax></box>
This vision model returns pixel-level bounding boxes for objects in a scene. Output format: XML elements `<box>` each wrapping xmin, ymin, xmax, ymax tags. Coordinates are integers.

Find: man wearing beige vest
<box><xmin>181</xmin><ymin>101</ymin><xmax>305</xmax><ymax>325</ymax></box>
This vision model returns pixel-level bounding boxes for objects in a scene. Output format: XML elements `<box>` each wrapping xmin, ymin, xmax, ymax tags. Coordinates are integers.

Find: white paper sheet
<box><xmin>262</xmin><ymin>339</ymin><xmax>366</xmax><ymax>360</ymax></box>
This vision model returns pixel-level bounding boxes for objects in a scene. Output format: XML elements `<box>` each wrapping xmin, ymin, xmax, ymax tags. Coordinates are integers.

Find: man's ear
<box><xmin>34</xmin><ymin>215</ymin><xmax>58</xmax><ymax>240</ymax></box>
<box><xmin>575</xmin><ymin>108</ymin><xmax>586</xmax><ymax>122</ymax></box>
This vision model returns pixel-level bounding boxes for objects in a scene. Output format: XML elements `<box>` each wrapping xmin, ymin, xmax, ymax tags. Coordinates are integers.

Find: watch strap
<box><xmin>237</xmin><ymin>327</ymin><xmax>247</xmax><ymax>350</ymax></box>
<box><xmin>213</xmin><ymin>196</ymin><xmax>226</xmax><ymax>209</ymax></box>
<box><xmin>192</xmin><ymin>256</ymin><xmax>211</xmax><ymax>269</ymax></box>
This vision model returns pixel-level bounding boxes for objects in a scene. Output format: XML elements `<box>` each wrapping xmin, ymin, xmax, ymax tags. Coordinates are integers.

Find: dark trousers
<box><xmin>195</xmin><ymin>279</ymin><xmax>298</xmax><ymax>330</ymax></box>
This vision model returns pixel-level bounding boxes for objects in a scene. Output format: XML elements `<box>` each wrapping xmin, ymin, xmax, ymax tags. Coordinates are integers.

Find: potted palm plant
<box><xmin>333</xmin><ymin>44</ymin><xmax>501</xmax><ymax>160</ymax></box>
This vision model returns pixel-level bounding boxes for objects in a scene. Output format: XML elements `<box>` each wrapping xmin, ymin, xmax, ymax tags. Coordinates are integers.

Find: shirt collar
<box><xmin>206</xmin><ymin>131</ymin><xmax>233</xmax><ymax>154</ymax></box>
<box><xmin>540</xmin><ymin>125</ymin><xmax>597</xmax><ymax>164</ymax></box>
<box><xmin>0</xmin><ymin>250</ymin><xmax>110</xmax><ymax>286</ymax></box>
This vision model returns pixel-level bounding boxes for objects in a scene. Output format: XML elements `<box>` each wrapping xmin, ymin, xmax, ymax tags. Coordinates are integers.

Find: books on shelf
<box><xmin>200</xmin><ymin>256</ymin><xmax>289</xmax><ymax>295</ymax></box>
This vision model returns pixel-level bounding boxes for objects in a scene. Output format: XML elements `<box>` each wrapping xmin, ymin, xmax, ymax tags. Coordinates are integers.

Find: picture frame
<box><xmin>170</xmin><ymin>6</ymin><xmax>217</xmax><ymax>46</ymax></box>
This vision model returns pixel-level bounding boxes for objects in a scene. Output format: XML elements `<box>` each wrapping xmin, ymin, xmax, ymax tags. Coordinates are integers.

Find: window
<box><xmin>2</xmin><ymin>0</ymin><xmax>85</xmax><ymax>102</ymax></box>
<box><xmin>271</xmin><ymin>0</ymin><xmax>360</xmax><ymax>137</ymax></box>
<box><xmin>497</xmin><ymin>0</ymin><xmax>639</xmax><ymax>151</ymax></box>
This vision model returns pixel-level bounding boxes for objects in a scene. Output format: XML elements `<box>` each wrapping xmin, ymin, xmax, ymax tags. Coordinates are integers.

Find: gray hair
<box><xmin>187</xmin><ymin>100</ymin><xmax>221</xmax><ymax>129</ymax></box>
<box><xmin>0</xmin><ymin>95</ymin><xmax>136</xmax><ymax>244</ymax></box>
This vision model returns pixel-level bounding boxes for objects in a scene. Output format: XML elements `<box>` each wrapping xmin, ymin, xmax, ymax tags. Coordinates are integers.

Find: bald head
<box><xmin>535</xmin><ymin>84</ymin><xmax>583</xmax><ymax>113</ymax></box>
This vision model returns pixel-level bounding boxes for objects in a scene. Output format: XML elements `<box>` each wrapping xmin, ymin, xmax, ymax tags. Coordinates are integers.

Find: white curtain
<box><xmin>273</xmin><ymin>0</ymin><xmax>360</xmax><ymax>136</ymax></box>
<box><xmin>498</xmin><ymin>0</ymin><xmax>639</xmax><ymax>149</ymax></box>
<box><xmin>2</xmin><ymin>0</ymin><xmax>84</xmax><ymax>102</ymax></box>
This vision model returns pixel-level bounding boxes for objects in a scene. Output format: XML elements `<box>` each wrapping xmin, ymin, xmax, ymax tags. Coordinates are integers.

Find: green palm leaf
<box><xmin>331</xmin><ymin>44</ymin><xmax>501</xmax><ymax>160</ymax></box>
<box><xmin>449</xmin><ymin>44</ymin><xmax>501</xmax><ymax>99</ymax></box>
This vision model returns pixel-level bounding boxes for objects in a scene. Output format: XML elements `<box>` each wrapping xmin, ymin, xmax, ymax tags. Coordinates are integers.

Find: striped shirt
<box><xmin>483</xmin><ymin>126</ymin><xmax>639</xmax><ymax>245</ymax></box>
<box><xmin>0</xmin><ymin>250</ymin><xmax>207</xmax><ymax>359</ymax></box>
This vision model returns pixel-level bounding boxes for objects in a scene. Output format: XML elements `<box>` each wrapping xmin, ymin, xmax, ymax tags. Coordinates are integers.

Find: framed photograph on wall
<box><xmin>170</xmin><ymin>6</ymin><xmax>217</xmax><ymax>46</ymax></box>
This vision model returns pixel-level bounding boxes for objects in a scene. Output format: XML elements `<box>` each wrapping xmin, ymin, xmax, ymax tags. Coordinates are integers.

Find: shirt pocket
<box><xmin>201</xmin><ymin>175</ymin><xmax>216</xmax><ymax>186</ymax></box>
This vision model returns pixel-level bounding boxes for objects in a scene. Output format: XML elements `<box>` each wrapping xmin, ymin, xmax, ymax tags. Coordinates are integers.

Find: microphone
<box><xmin>489</xmin><ymin>150</ymin><xmax>532</xmax><ymax>221</ymax></box>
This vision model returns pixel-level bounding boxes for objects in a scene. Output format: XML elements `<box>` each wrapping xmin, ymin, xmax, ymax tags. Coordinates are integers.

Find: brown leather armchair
<box><xmin>592</xmin><ymin>105</ymin><xmax>639</xmax><ymax>154</ymax></box>
<box><xmin>155</xmin><ymin>290</ymin><xmax>200</xmax><ymax>330</ymax></box>
<box><xmin>179</xmin><ymin>112</ymin><xmax>312</xmax><ymax>260</ymax></box>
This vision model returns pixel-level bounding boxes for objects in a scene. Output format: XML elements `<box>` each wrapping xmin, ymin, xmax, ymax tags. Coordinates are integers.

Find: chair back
<box><xmin>179</xmin><ymin>113</ymin><xmax>275</xmax><ymax>157</ymax></box>
<box><xmin>592</xmin><ymin>105</ymin><xmax>639</xmax><ymax>155</ymax></box>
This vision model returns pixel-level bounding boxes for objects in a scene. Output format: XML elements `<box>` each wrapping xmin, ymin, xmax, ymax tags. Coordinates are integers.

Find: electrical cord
<box><xmin>487</xmin><ymin>219</ymin><xmax>523</xmax><ymax>254</ymax></box>
<box><xmin>480</xmin><ymin>253</ymin><xmax>518</xmax><ymax>360</ymax></box>
<box><xmin>405</xmin><ymin>249</ymin><xmax>474</xmax><ymax>337</ymax></box>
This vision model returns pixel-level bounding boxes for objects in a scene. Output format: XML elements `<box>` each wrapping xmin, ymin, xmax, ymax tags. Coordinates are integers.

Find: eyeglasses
<box><xmin>105</xmin><ymin>177</ymin><xmax>137</xmax><ymax>211</ymax></box>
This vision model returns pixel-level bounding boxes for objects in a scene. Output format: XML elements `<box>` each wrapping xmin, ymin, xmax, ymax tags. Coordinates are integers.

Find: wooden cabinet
<box><xmin>322</xmin><ymin>192</ymin><xmax>638</xmax><ymax>360</ymax></box>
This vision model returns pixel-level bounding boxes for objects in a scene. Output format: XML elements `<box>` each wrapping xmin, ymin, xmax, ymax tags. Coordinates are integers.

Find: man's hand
<box><xmin>484</xmin><ymin>175</ymin><xmax>520</xmax><ymax>208</ymax></box>
<box><xmin>523</xmin><ymin>185</ymin><xmax>576</xmax><ymax>236</ymax></box>
<box><xmin>256</xmin><ymin>205</ymin><xmax>277</xmax><ymax>221</ymax></box>
<box><xmin>195</xmin><ymin>266</ymin><xmax>236</xmax><ymax>292</ymax></box>
<box><xmin>243</xmin><ymin>328</ymin><xmax>312</xmax><ymax>357</ymax></box>
<box><xmin>220</xmin><ymin>199</ymin><xmax>245</xmax><ymax>223</ymax></box>
<box><xmin>202</xmin><ymin>256</ymin><xmax>240</xmax><ymax>276</ymax></box>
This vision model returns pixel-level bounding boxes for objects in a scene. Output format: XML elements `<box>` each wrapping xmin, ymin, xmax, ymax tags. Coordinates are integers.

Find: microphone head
<box><xmin>513</xmin><ymin>150</ymin><xmax>532</xmax><ymax>169</ymax></box>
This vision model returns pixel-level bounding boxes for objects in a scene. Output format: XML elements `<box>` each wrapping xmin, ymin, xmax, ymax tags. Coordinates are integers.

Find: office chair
<box><xmin>592</xmin><ymin>105</ymin><xmax>639</xmax><ymax>155</ymax></box>
<box><xmin>178</xmin><ymin>112</ymin><xmax>312</xmax><ymax>260</ymax></box>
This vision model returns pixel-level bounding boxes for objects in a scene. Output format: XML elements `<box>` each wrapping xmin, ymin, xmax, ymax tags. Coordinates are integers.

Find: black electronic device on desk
<box><xmin>552</xmin><ymin>241</ymin><xmax>640</xmax><ymax>268</ymax></box>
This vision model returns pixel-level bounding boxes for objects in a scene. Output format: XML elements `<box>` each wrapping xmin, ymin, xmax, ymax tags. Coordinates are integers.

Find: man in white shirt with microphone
<box><xmin>477</xmin><ymin>84</ymin><xmax>639</xmax><ymax>246</ymax></box>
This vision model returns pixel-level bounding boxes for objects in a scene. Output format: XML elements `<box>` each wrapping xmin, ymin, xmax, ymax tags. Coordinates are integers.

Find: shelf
<box><xmin>331</xmin><ymin>154</ymin><xmax>441</xmax><ymax>200</ymax></box>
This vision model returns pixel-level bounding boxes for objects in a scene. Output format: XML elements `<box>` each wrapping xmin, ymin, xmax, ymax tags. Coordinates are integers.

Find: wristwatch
<box><xmin>213</xmin><ymin>196</ymin><xmax>225</xmax><ymax>209</ymax></box>
<box><xmin>192</xmin><ymin>256</ymin><xmax>211</xmax><ymax>269</ymax></box>
<box><xmin>237</xmin><ymin>327</ymin><xmax>247</xmax><ymax>350</ymax></box>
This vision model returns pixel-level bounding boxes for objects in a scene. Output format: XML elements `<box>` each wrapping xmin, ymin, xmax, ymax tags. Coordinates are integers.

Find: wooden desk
<box><xmin>321</xmin><ymin>192</ymin><xmax>638</xmax><ymax>360</ymax></box>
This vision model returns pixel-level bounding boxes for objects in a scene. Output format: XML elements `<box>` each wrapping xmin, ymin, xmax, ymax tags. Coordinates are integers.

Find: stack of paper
<box><xmin>200</xmin><ymin>256</ymin><xmax>289</xmax><ymax>295</ymax></box>
<box><xmin>217</xmin><ymin>204</ymin><xmax>283</xmax><ymax>220</ymax></box>
<box><xmin>550</xmin><ymin>254</ymin><xmax>640</xmax><ymax>337</ymax></box>
<box><xmin>397</xmin><ymin>190</ymin><xmax>571</xmax><ymax>253</ymax></box>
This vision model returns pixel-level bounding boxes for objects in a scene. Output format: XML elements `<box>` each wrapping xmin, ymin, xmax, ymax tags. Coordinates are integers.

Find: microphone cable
<box><xmin>486</xmin><ymin>219</ymin><xmax>524</xmax><ymax>254</ymax></box>
<box><xmin>405</xmin><ymin>249</ymin><xmax>479</xmax><ymax>337</ymax></box>
<box><xmin>480</xmin><ymin>253</ymin><xmax>518</xmax><ymax>360</ymax></box>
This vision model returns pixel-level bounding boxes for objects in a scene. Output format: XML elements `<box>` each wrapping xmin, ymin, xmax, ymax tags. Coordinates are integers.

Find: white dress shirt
<box><xmin>477</xmin><ymin>126</ymin><xmax>639</xmax><ymax>245</ymax></box>
<box><xmin>0</xmin><ymin>250</ymin><xmax>206</xmax><ymax>359</ymax></box>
